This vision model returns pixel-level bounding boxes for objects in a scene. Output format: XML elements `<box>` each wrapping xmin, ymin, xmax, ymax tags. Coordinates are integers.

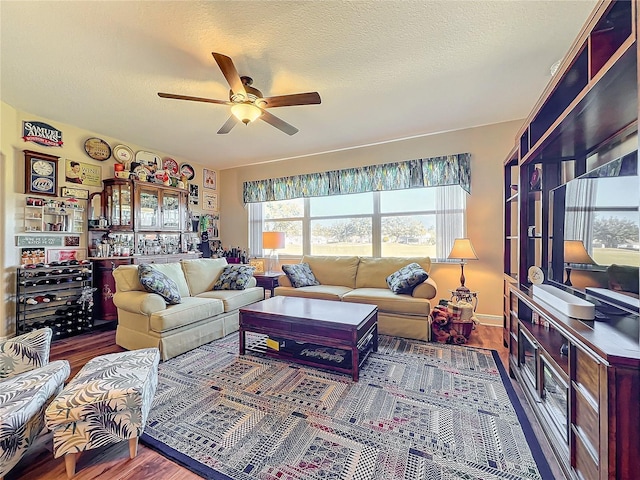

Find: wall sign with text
<box><xmin>22</xmin><ymin>121</ymin><xmax>63</xmax><ymax>147</ymax></box>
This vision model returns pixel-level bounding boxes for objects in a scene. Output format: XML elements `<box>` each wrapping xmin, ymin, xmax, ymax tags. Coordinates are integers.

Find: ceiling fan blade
<box><xmin>259</xmin><ymin>110</ymin><xmax>299</xmax><ymax>135</ymax></box>
<box><xmin>262</xmin><ymin>92</ymin><xmax>321</xmax><ymax>108</ymax></box>
<box><xmin>217</xmin><ymin>115</ymin><xmax>238</xmax><ymax>134</ymax></box>
<box><xmin>158</xmin><ymin>92</ymin><xmax>230</xmax><ymax>105</ymax></box>
<box><xmin>211</xmin><ymin>52</ymin><xmax>246</xmax><ymax>97</ymax></box>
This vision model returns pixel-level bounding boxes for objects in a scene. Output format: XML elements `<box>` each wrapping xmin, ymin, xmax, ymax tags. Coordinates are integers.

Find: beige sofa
<box><xmin>113</xmin><ymin>258</ymin><xmax>263</xmax><ymax>360</ymax></box>
<box><xmin>275</xmin><ymin>256</ymin><xmax>437</xmax><ymax>341</ymax></box>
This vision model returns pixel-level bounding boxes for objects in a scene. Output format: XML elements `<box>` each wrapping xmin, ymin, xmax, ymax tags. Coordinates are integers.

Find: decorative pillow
<box><xmin>138</xmin><ymin>263</ymin><xmax>182</xmax><ymax>304</ymax></box>
<box><xmin>386</xmin><ymin>262</ymin><xmax>429</xmax><ymax>294</ymax></box>
<box><xmin>213</xmin><ymin>265</ymin><xmax>255</xmax><ymax>290</ymax></box>
<box><xmin>282</xmin><ymin>263</ymin><xmax>320</xmax><ymax>288</ymax></box>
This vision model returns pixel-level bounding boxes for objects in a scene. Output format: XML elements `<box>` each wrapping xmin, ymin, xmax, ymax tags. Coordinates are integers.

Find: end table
<box><xmin>254</xmin><ymin>273</ymin><xmax>282</xmax><ymax>299</ymax></box>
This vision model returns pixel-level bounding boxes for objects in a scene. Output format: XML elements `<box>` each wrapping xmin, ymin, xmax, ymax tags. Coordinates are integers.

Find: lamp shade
<box><xmin>263</xmin><ymin>231</ymin><xmax>285</xmax><ymax>250</ymax></box>
<box><xmin>564</xmin><ymin>240</ymin><xmax>595</xmax><ymax>264</ymax></box>
<box><xmin>231</xmin><ymin>103</ymin><xmax>262</xmax><ymax>124</ymax></box>
<box><xmin>448</xmin><ymin>238</ymin><xmax>478</xmax><ymax>261</ymax></box>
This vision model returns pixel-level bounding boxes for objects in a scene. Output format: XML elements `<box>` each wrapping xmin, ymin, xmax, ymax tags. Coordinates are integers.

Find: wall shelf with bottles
<box><xmin>23</xmin><ymin>197</ymin><xmax>84</xmax><ymax>234</ymax></box>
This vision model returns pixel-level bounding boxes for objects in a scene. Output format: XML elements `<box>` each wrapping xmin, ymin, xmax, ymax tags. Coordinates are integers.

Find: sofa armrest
<box><xmin>0</xmin><ymin>327</ymin><xmax>52</xmax><ymax>380</ymax></box>
<box><xmin>412</xmin><ymin>276</ymin><xmax>437</xmax><ymax>300</ymax></box>
<box><xmin>278</xmin><ymin>274</ymin><xmax>292</xmax><ymax>287</ymax></box>
<box><xmin>113</xmin><ymin>291</ymin><xmax>167</xmax><ymax>316</ymax></box>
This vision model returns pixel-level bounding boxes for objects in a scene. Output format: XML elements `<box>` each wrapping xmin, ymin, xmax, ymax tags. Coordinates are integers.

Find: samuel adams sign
<box><xmin>22</xmin><ymin>121</ymin><xmax>63</xmax><ymax>147</ymax></box>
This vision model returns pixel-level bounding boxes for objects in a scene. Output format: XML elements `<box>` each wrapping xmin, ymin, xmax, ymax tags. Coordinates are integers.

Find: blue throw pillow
<box><xmin>213</xmin><ymin>265</ymin><xmax>255</xmax><ymax>290</ymax></box>
<box><xmin>282</xmin><ymin>263</ymin><xmax>320</xmax><ymax>288</ymax></box>
<box><xmin>386</xmin><ymin>263</ymin><xmax>429</xmax><ymax>294</ymax></box>
<box><xmin>138</xmin><ymin>264</ymin><xmax>182</xmax><ymax>304</ymax></box>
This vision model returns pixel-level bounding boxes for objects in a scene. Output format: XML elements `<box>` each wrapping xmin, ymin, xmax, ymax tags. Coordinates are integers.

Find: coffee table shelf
<box><xmin>239</xmin><ymin>296</ymin><xmax>378</xmax><ymax>381</ymax></box>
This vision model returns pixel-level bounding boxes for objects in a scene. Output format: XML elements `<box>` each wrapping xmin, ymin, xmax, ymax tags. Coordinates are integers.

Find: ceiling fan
<box><xmin>158</xmin><ymin>52</ymin><xmax>321</xmax><ymax>135</ymax></box>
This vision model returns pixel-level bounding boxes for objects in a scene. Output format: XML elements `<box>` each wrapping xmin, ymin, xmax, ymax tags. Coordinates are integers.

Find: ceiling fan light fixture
<box><xmin>231</xmin><ymin>102</ymin><xmax>262</xmax><ymax>125</ymax></box>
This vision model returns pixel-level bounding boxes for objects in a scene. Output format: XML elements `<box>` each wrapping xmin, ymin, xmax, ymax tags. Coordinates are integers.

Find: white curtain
<box><xmin>565</xmin><ymin>178</ymin><xmax>597</xmax><ymax>253</ymax></box>
<box><xmin>436</xmin><ymin>185</ymin><xmax>466</xmax><ymax>259</ymax></box>
<box><xmin>248</xmin><ymin>202</ymin><xmax>263</xmax><ymax>257</ymax></box>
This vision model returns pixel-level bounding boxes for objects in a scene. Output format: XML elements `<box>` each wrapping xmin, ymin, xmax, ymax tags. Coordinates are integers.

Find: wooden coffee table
<box><xmin>239</xmin><ymin>296</ymin><xmax>378</xmax><ymax>381</ymax></box>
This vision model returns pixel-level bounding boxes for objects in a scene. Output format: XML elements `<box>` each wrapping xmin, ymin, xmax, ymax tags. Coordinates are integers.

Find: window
<box><xmin>250</xmin><ymin>186</ymin><xmax>466</xmax><ymax>259</ymax></box>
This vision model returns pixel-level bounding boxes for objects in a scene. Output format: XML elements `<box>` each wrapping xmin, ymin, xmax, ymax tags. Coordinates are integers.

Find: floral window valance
<box><xmin>243</xmin><ymin>153</ymin><xmax>470</xmax><ymax>203</ymax></box>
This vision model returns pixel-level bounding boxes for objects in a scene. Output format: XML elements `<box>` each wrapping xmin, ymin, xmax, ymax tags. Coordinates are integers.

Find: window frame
<box><xmin>253</xmin><ymin>186</ymin><xmax>465</xmax><ymax>260</ymax></box>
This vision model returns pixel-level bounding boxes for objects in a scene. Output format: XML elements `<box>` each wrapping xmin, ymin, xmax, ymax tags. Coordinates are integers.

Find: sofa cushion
<box><xmin>386</xmin><ymin>262</ymin><xmax>429</xmax><ymax>294</ymax></box>
<box><xmin>149</xmin><ymin>297</ymin><xmax>224</xmax><ymax>333</ymax></box>
<box><xmin>113</xmin><ymin>265</ymin><xmax>145</xmax><ymax>292</ymax></box>
<box><xmin>213</xmin><ymin>265</ymin><xmax>256</xmax><ymax>290</ymax></box>
<box><xmin>196</xmin><ymin>287</ymin><xmax>264</xmax><ymax>312</ymax></box>
<box><xmin>181</xmin><ymin>258</ymin><xmax>228</xmax><ymax>296</ymax></box>
<box><xmin>146</xmin><ymin>263</ymin><xmax>191</xmax><ymax>297</ymax></box>
<box><xmin>356</xmin><ymin>257</ymin><xmax>432</xmax><ymax>289</ymax></box>
<box><xmin>301</xmin><ymin>256</ymin><xmax>360</xmax><ymax>288</ymax></box>
<box><xmin>282</xmin><ymin>263</ymin><xmax>320</xmax><ymax>288</ymax></box>
<box><xmin>138</xmin><ymin>264</ymin><xmax>182</xmax><ymax>304</ymax></box>
<box><xmin>275</xmin><ymin>285</ymin><xmax>353</xmax><ymax>301</ymax></box>
<box><xmin>114</xmin><ymin>263</ymin><xmax>190</xmax><ymax>297</ymax></box>
<box><xmin>342</xmin><ymin>288</ymin><xmax>431</xmax><ymax>316</ymax></box>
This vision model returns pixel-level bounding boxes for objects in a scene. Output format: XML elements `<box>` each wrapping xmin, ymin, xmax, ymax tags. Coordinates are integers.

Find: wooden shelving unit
<box><xmin>502</xmin><ymin>1</ymin><xmax>639</xmax><ymax>479</ymax></box>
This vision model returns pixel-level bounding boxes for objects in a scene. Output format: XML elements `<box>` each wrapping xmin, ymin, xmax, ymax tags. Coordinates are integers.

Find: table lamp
<box><xmin>563</xmin><ymin>240</ymin><xmax>595</xmax><ymax>286</ymax></box>
<box><xmin>263</xmin><ymin>231</ymin><xmax>285</xmax><ymax>273</ymax></box>
<box><xmin>448</xmin><ymin>238</ymin><xmax>478</xmax><ymax>294</ymax></box>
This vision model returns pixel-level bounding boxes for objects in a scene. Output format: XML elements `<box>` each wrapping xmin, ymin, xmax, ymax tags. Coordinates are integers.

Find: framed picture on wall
<box><xmin>46</xmin><ymin>248</ymin><xmax>87</xmax><ymax>263</ymax></box>
<box><xmin>203</xmin><ymin>168</ymin><xmax>217</xmax><ymax>190</ymax></box>
<box><xmin>189</xmin><ymin>183</ymin><xmax>199</xmax><ymax>205</ymax></box>
<box><xmin>249</xmin><ymin>258</ymin><xmax>265</xmax><ymax>274</ymax></box>
<box><xmin>65</xmin><ymin>159</ymin><xmax>101</xmax><ymax>186</ymax></box>
<box><xmin>203</xmin><ymin>192</ymin><xmax>218</xmax><ymax>211</ymax></box>
<box><xmin>25</xmin><ymin>150</ymin><xmax>58</xmax><ymax>196</ymax></box>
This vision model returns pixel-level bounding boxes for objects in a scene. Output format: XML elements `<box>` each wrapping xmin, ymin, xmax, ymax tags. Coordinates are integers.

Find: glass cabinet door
<box><xmin>162</xmin><ymin>191</ymin><xmax>180</xmax><ymax>229</ymax></box>
<box><xmin>540</xmin><ymin>356</ymin><xmax>569</xmax><ymax>444</ymax></box>
<box><xmin>138</xmin><ymin>187</ymin><xmax>159</xmax><ymax>229</ymax></box>
<box><xmin>105</xmin><ymin>181</ymin><xmax>132</xmax><ymax>228</ymax></box>
<box><xmin>518</xmin><ymin>329</ymin><xmax>538</xmax><ymax>391</ymax></box>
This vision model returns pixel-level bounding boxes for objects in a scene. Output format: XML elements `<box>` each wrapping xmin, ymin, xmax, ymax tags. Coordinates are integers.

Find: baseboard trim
<box><xmin>475</xmin><ymin>314</ymin><xmax>502</xmax><ymax>327</ymax></box>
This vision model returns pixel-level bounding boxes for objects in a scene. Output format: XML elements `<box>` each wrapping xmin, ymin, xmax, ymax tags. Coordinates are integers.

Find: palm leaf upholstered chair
<box><xmin>0</xmin><ymin>328</ymin><xmax>70</xmax><ymax>480</ymax></box>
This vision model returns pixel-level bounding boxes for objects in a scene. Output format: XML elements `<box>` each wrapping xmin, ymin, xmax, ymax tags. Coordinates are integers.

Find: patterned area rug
<box><xmin>141</xmin><ymin>334</ymin><xmax>552</xmax><ymax>480</ymax></box>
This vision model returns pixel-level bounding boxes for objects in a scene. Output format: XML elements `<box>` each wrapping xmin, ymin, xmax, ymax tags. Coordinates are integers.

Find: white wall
<box><xmin>219</xmin><ymin>120</ymin><xmax>522</xmax><ymax>321</ymax></box>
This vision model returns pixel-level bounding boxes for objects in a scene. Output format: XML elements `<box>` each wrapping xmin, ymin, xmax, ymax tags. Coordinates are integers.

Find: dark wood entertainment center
<box><xmin>502</xmin><ymin>1</ymin><xmax>639</xmax><ymax>479</ymax></box>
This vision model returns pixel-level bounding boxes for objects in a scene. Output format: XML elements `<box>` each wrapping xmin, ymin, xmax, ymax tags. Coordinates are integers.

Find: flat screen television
<box><xmin>549</xmin><ymin>151</ymin><xmax>639</xmax><ymax>313</ymax></box>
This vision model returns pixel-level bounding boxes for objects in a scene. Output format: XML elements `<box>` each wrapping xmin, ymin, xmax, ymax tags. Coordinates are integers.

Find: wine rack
<box><xmin>16</xmin><ymin>261</ymin><xmax>94</xmax><ymax>340</ymax></box>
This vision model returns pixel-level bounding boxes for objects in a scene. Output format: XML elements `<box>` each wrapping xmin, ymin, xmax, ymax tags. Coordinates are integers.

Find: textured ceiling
<box><xmin>1</xmin><ymin>1</ymin><xmax>597</xmax><ymax>169</ymax></box>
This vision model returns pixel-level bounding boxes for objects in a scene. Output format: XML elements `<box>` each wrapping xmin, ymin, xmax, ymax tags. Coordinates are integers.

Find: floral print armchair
<box><xmin>0</xmin><ymin>328</ymin><xmax>70</xmax><ymax>479</ymax></box>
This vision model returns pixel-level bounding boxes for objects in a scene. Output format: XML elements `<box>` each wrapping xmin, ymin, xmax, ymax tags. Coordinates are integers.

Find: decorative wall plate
<box><xmin>179</xmin><ymin>163</ymin><xmax>195</xmax><ymax>180</ymax></box>
<box><xmin>163</xmin><ymin>157</ymin><xmax>179</xmax><ymax>176</ymax></box>
<box><xmin>113</xmin><ymin>144</ymin><xmax>134</xmax><ymax>166</ymax></box>
<box><xmin>528</xmin><ymin>266</ymin><xmax>544</xmax><ymax>285</ymax></box>
<box><xmin>135</xmin><ymin>151</ymin><xmax>161</xmax><ymax>171</ymax></box>
<box><xmin>84</xmin><ymin>137</ymin><xmax>111</xmax><ymax>161</ymax></box>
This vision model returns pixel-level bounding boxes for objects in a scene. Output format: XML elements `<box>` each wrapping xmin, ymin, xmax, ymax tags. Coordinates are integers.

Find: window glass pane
<box><xmin>380</xmin><ymin>188</ymin><xmax>436</xmax><ymax>213</ymax></box>
<box><xmin>264</xmin><ymin>221</ymin><xmax>302</xmax><ymax>256</ymax></box>
<box><xmin>310</xmin><ymin>218</ymin><xmax>372</xmax><ymax>256</ymax></box>
<box><xmin>310</xmin><ymin>192</ymin><xmax>373</xmax><ymax>216</ymax></box>
<box><xmin>264</xmin><ymin>199</ymin><xmax>303</xmax><ymax>219</ymax></box>
<box><xmin>381</xmin><ymin>215</ymin><xmax>436</xmax><ymax>257</ymax></box>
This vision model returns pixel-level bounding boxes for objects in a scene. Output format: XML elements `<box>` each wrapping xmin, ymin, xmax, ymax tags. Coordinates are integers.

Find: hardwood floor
<box><xmin>6</xmin><ymin>325</ymin><xmax>541</xmax><ymax>480</ymax></box>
